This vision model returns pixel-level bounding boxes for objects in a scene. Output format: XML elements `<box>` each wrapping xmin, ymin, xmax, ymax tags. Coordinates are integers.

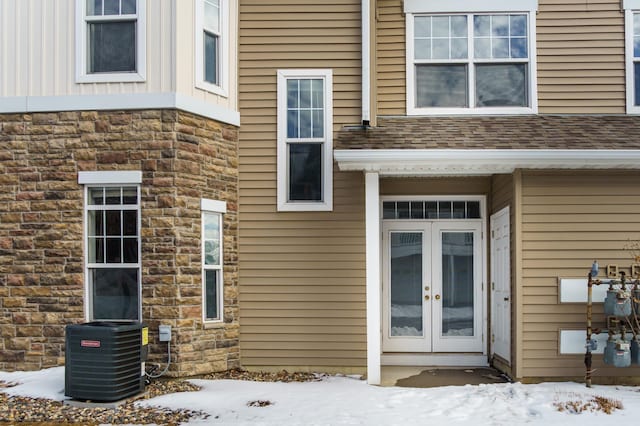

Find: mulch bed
<box><xmin>0</xmin><ymin>369</ymin><xmax>320</xmax><ymax>425</ymax></box>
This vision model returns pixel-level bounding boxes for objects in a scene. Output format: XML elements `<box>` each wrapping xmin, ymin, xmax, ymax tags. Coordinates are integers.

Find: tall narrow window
<box><xmin>195</xmin><ymin>0</ymin><xmax>228</xmax><ymax>96</ymax></box>
<box><xmin>85</xmin><ymin>185</ymin><xmax>141</xmax><ymax>320</ymax></box>
<box><xmin>202</xmin><ymin>199</ymin><xmax>225</xmax><ymax>323</ymax></box>
<box><xmin>277</xmin><ymin>70</ymin><xmax>333</xmax><ymax>212</ymax></box>
<box><xmin>76</xmin><ymin>0</ymin><xmax>146</xmax><ymax>82</ymax></box>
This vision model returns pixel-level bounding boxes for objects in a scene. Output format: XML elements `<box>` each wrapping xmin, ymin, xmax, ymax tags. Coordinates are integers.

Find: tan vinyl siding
<box><xmin>238</xmin><ymin>0</ymin><xmax>365</xmax><ymax>371</ymax></box>
<box><xmin>375</xmin><ymin>0</ymin><xmax>626</xmax><ymax>116</ymax></box>
<box><xmin>520</xmin><ymin>171</ymin><xmax>640</xmax><ymax>379</ymax></box>
<box><xmin>381</xmin><ymin>176</ymin><xmax>491</xmax><ymax>196</ymax></box>
<box><xmin>536</xmin><ymin>0</ymin><xmax>625</xmax><ymax>113</ymax></box>
<box><xmin>490</xmin><ymin>175</ymin><xmax>513</xmax><ymax>214</ymax></box>
<box><xmin>376</xmin><ymin>0</ymin><xmax>406</xmax><ymax>116</ymax></box>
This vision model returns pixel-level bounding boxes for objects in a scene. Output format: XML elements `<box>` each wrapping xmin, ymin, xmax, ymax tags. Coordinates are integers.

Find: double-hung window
<box><xmin>405</xmin><ymin>1</ymin><xmax>538</xmax><ymax>115</ymax></box>
<box><xmin>195</xmin><ymin>0</ymin><xmax>228</xmax><ymax>96</ymax></box>
<box><xmin>76</xmin><ymin>0</ymin><xmax>146</xmax><ymax>83</ymax></box>
<box><xmin>80</xmin><ymin>171</ymin><xmax>142</xmax><ymax>321</ymax></box>
<box><xmin>625</xmin><ymin>1</ymin><xmax>640</xmax><ymax>112</ymax></box>
<box><xmin>201</xmin><ymin>199</ymin><xmax>226</xmax><ymax>323</ymax></box>
<box><xmin>277</xmin><ymin>69</ymin><xmax>333</xmax><ymax>212</ymax></box>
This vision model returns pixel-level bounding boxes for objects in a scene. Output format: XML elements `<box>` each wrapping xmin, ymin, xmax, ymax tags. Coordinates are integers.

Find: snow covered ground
<box><xmin>2</xmin><ymin>367</ymin><xmax>640</xmax><ymax>425</ymax></box>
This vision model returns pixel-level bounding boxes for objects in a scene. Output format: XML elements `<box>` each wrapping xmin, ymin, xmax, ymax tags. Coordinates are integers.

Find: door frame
<box><xmin>380</xmin><ymin>195</ymin><xmax>488</xmax><ymax>362</ymax></box>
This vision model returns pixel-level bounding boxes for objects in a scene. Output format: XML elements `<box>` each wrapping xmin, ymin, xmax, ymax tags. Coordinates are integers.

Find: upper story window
<box><xmin>277</xmin><ymin>69</ymin><xmax>333</xmax><ymax>212</ymax></box>
<box><xmin>75</xmin><ymin>0</ymin><xmax>147</xmax><ymax>83</ymax></box>
<box><xmin>404</xmin><ymin>0</ymin><xmax>538</xmax><ymax>115</ymax></box>
<box><xmin>625</xmin><ymin>1</ymin><xmax>640</xmax><ymax>113</ymax></box>
<box><xmin>195</xmin><ymin>0</ymin><xmax>229</xmax><ymax>96</ymax></box>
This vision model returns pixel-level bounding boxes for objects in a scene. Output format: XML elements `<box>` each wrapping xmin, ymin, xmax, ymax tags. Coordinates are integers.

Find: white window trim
<box><xmin>195</xmin><ymin>0</ymin><xmax>229</xmax><ymax>97</ymax></box>
<box><xmin>405</xmin><ymin>11</ymin><xmax>538</xmax><ymax>116</ymax></box>
<box><xmin>201</xmin><ymin>199</ymin><xmax>226</xmax><ymax>324</ymax></box>
<box><xmin>82</xmin><ymin>183</ymin><xmax>142</xmax><ymax>322</ymax></box>
<box><xmin>75</xmin><ymin>0</ymin><xmax>147</xmax><ymax>83</ymax></box>
<box><xmin>404</xmin><ymin>0</ymin><xmax>538</xmax><ymax>14</ymax></box>
<box><xmin>625</xmin><ymin>7</ymin><xmax>640</xmax><ymax>113</ymax></box>
<box><xmin>276</xmin><ymin>69</ymin><xmax>333</xmax><ymax>212</ymax></box>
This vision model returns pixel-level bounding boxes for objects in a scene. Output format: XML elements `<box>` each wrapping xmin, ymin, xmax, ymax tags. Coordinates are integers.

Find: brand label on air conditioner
<box><xmin>80</xmin><ymin>340</ymin><xmax>101</xmax><ymax>348</ymax></box>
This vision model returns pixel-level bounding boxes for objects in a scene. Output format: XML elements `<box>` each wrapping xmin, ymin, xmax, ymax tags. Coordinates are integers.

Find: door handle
<box><xmin>424</xmin><ymin>286</ymin><xmax>430</xmax><ymax>291</ymax></box>
<box><xmin>424</xmin><ymin>295</ymin><xmax>430</xmax><ymax>301</ymax></box>
<box><xmin>435</xmin><ymin>294</ymin><xmax>441</xmax><ymax>300</ymax></box>
<box><xmin>504</xmin><ymin>297</ymin><xmax>509</xmax><ymax>301</ymax></box>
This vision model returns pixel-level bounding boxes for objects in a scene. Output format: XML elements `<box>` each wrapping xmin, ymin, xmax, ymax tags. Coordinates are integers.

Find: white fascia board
<box><xmin>78</xmin><ymin>171</ymin><xmax>143</xmax><ymax>184</ymax></box>
<box><xmin>624</xmin><ymin>0</ymin><xmax>640</xmax><ymax>9</ymax></box>
<box><xmin>404</xmin><ymin>0</ymin><xmax>538</xmax><ymax>13</ymax></box>
<box><xmin>1</xmin><ymin>93</ymin><xmax>240</xmax><ymax>127</ymax></box>
<box><xmin>334</xmin><ymin>149</ymin><xmax>640</xmax><ymax>175</ymax></box>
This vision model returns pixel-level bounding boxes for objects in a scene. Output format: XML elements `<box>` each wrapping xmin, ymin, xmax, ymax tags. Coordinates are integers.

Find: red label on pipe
<box><xmin>80</xmin><ymin>340</ymin><xmax>101</xmax><ymax>348</ymax></box>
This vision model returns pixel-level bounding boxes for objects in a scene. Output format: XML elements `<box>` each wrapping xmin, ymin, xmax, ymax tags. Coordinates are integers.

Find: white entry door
<box><xmin>490</xmin><ymin>207</ymin><xmax>511</xmax><ymax>363</ymax></box>
<box><xmin>382</xmin><ymin>221</ymin><xmax>483</xmax><ymax>353</ymax></box>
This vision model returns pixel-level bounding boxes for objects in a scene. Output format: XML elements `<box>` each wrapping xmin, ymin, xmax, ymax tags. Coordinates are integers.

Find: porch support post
<box><xmin>365</xmin><ymin>172</ymin><xmax>381</xmax><ymax>385</ymax></box>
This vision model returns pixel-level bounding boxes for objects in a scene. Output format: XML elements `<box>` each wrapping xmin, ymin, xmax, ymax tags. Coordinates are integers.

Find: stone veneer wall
<box><xmin>0</xmin><ymin>109</ymin><xmax>239</xmax><ymax>375</ymax></box>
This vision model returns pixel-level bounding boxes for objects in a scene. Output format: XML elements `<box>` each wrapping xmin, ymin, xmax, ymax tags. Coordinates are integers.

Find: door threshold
<box><xmin>381</xmin><ymin>353</ymin><xmax>488</xmax><ymax>367</ymax></box>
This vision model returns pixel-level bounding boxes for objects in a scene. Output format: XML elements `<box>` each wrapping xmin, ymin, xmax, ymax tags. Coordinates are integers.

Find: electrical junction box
<box><xmin>159</xmin><ymin>325</ymin><xmax>172</xmax><ymax>342</ymax></box>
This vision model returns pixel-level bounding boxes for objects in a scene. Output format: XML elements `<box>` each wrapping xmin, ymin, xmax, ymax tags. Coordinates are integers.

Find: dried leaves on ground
<box><xmin>203</xmin><ymin>368</ymin><xmax>322</xmax><ymax>382</ymax></box>
<box><xmin>554</xmin><ymin>395</ymin><xmax>624</xmax><ymax>414</ymax></box>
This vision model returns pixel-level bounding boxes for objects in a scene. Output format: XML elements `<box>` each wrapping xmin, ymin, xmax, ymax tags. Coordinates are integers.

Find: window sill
<box><xmin>196</xmin><ymin>81</ymin><xmax>228</xmax><ymax>98</ymax></box>
<box><xmin>203</xmin><ymin>320</ymin><xmax>225</xmax><ymax>329</ymax></box>
<box><xmin>277</xmin><ymin>201</ymin><xmax>333</xmax><ymax>212</ymax></box>
<box><xmin>76</xmin><ymin>72</ymin><xmax>146</xmax><ymax>84</ymax></box>
<box><xmin>407</xmin><ymin>106</ymin><xmax>537</xmax><ymax>116</ymax></box>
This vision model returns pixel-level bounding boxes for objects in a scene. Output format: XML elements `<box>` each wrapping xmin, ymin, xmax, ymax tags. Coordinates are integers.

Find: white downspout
<box><xmin>361</xmin><ymin>0</ymin><xmax>370</xmax><ymax>124</ymax></box>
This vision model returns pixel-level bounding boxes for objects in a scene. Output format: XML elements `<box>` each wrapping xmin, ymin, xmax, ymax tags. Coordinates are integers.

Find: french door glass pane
<box><xmin>390</xmin><ymin>232</ymin><xmax>423</xmax><ymax>337</ymax></box>
<box><xmin>416</xmin><ymin>65</ymin><xmax>467</xmax><ymax>108</ymax></box>
<box><xmin>441</xmin><ymin>232</ymin><xmax>474</xmax><ymax>337</ymax></box>
<box><xmin>475</xmin><ymin>64</ymin><xmax>527</xmax><ymax>107</ymax></box>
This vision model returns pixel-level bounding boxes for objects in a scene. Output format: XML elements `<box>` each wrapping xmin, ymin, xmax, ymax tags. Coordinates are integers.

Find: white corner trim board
<box><xmin>559</xmin><ymin>278</ymin><xmax>608</xmax><ymax>303</ymax></box>
<box><xmin>0</xmin><ymin>93</ymin><xmax>240</xmax><ymax>127</ymax></box>
<box><xmin>559</xmin><ymin>330</ymin><xmax>606</xmax><ymax>355</ymax></box>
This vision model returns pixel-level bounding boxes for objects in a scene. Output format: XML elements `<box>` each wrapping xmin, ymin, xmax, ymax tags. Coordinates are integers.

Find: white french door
<box><xmin>382</xmin><ymin>221</ymin><xmax>484</xmax><ymax>353</ymax></box>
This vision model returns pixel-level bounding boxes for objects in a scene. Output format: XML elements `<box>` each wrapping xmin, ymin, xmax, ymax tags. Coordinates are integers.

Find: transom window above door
<box><xmin>383</xmin><ymin>200</ymin><xmax>481</xmax><ymax>220</ymax></box>
<box><xmin>406</xmin><ymin>8</ymin><xmax>537</xmax><ymax>115</ymax></box>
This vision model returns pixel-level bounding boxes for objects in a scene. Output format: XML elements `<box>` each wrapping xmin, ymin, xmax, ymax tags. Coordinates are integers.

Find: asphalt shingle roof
<box><xmin>335</xmin><ymin>115</ymin><xmax>640</xmax><ymax>150</ymax></box>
